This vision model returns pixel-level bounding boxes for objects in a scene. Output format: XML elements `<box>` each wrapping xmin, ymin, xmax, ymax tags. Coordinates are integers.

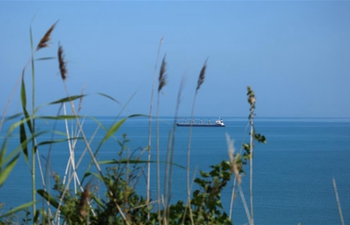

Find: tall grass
<box><xmin>147</xmin><ymin>36</ymin><xmax>164</xmax><ymax>213</ymax></box>
<box><xmin>0</xmin><ymin>23</ymin><xmax>269</xmax><ymax>225</ymax></box>
<box><xmin>185</xmin><ymin>59</ymin><xmax>207</xmax><ymax>224</ymax></box>
<box><xmin>156</xmin><ymin>54</ymin><xmax>167</xmax><ymax>222</ymax></box>
<box><xmin>247</xmin><ymin>86</ymin><xmax>255</xmax><ymax>225</ymax></box>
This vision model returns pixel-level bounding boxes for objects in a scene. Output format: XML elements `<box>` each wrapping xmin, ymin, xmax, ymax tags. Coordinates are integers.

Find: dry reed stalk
<box><xmin>147</xmin><ymin>36</ymin><xmax>165</xmax><ymax>218</ymax></box>
<box><xmin>31</xmin><ymin>22</ymin><xmax>57</xmax><ymax>221</ymax></box>
<box><xmin>239</xmin><ymin>183</ymin><xmax>252</xmax><ymax>225</ymax></box>
<box><xmin>78</xmin><ymin>83</ymin><xmax>87</xmax><ymax>113</ymax></box>
<box><xmin>157</xmin><ymin>54</ymin><xmax>167</xmax><ymax>222</ymax></box>
<box><xmin>332</xmin><ymin>178</ymin><xmax>345</xmax><ymax>225</ymax></box>
<box><xmin>226</xmin><ymin>134</ymin><xmax>251</xmax><ymax>224</ymax></box>
<box><xmin>116</xmin><ymin>203</ymin><xmax>131</xmax><ymax>225</ymax></box>
<box><xmin>55</xmin><ymin>45</ymin><xmax>106</xmax><ymax>218</ymax></box>
<box><xmin>227</xmin><ymin>133</ymin><xmax>248</xmax><ymax>221</ymax></box>
<box><xmin>247</xmin><ymin>86</ymin><xmax>256</xmax><ymax>225</ymax></box>
<box><xmin>163</xmin><ymin>74</ymin><xmax>186</xmax><ymax>223</ymax></box>
<box><xmin>226</xmin><ymin>134</ymin><xmax>241</xmax><ymax>185</ymax></box>
<box><xmin>186</xmin><ymin>59</ymin><xmax>208</xmax><ymax>224</ymax></box>
<box><xmin>163</xmin><ymin>129</ymin><xmax>173</xmax><ymax>223</ymax></box>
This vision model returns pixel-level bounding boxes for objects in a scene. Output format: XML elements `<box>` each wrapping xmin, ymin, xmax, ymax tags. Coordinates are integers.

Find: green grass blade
<box><xmin>101</xmin><ymin>117</ymin><xmax>127</xmax><ymax>144</ymax></box>
<box><xmin>30</xmin><ymin>25</ymin><xmax>34</xmax><ymax>53</ymax></box>
<box><xmin>92</xmin><ymin>195</ymin><xmax>106</xmax><ymax>210</ymax></box>
<box><xmin>20</xmin><ymin>77</ymin><xmax>33</xmax><ymax>133</ymax></box>
<box><xmin>37</xmin><ymin>189</ymin><xmax>59</xmax><ymax>208</ymax></box>
<box><xmin>36</xmin><ymin>137</ymin><xmax>83</xmax><ymax>146</ymax></box>
<box><xmin>98</xmin><ymin>159</ymin><xmax>186</xmax><ymax>170</ymax></box>
<box><xmin>38</xmin><ymin>115</ymin><xmax>81</xmax><ymax>120</ymax></box>
<box><xmin>0</xmin><ymin>153</ymin><xmax>19</xmax><ymax>187</ymax></box>
<box><xmin>3</xmin><ymin>130</ymin><xmax>47</xmax><ymax>167</ymax></box>
<box><xmin>19</xmin><ymin>121</ymin><xmax>28</xmax><ymax>163</ymax></box>
<box><xmin>0</xmin><ymin>201</ymin><xmax>35</xmax><ymax>219</ymax></box>
<box><xmin>81</xmin><ymin>114</ymin><xmax>143</xmax><ymax>184</ymax></box>
<box><xmin>6</xmin><ymin>117</ymin><xmax>31</xmax><ymax>139</ymax></box>
<box><xmin>99</xmin><ymin>159</ymin><xmax>152</xmax><ymax>165</ymax></box>
<box><xmin>0</xmin><ymin>139</ymin><xmax>8</xmax><ymax>167</ymax></box>
<box><xmin>35</xmin><ymin>57</ymin><xmax>55</xmax><ymax>61</ymax></box>
<box><xmin>48</xmin><ymin>95</ymin><xmax>87</xmax><ymax>105</ymax></box>
<box><xmin>20</xmin><ymin>76</ymin><xmax>27</xmax><ymax>110</ymax></box>
<box><xmin>96</xmin><ymin>92</ymin><xmax>121</xmax><ymax>105</ymax></box>
<box><xmin>2</xmin><ymin>113</ymin><xmax>22</xmax><ymax>122</ymax></box>
<box><xmin>100</xmin><ymin>114</ymin><xmax>142</xmax><ymax>145</ymax></box>
<box><xmin>84</xmin><ymin>172</ymin><xmax>104</xmax><ymax>182</ymax></box>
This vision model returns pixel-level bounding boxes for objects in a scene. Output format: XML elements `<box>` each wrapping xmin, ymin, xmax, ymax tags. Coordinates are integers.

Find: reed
<box><xmin>58</xmin><ymin>44</ymin><xmax>67</xmax><ymax>80</ymax></box>
<box><xmin>26</xmin><ymin>22</ymin><xmax>58</xmax><ymax>221</ymax></box>
<box><xmin>0</xmin><ymin>23</ymin><xmax>270</xmax><ymax>225</ymax></box>
<box><xmin>332</xmin><ymin>178</ymin><xmax>345</xmax><ymax>225</ymax></box>
<box><xmin>156</xmin><ymin>54</ymin><xmax>167</xmax><ymax>222</ymax></box>
<box><xmin>163</xmin><ymin>73</ymin><xmax>186</xmax><ymax>224</ymax></box>
<box><xmin>54</xmin><ymin>44</ymin><xmax>105</xmax><ymax>219</ymax></box>
<box><xmin>147</xmin><ymin>36</ymin><xmax>164</xmax><ymax>215</ymax></box>
<box><xmin>247</xmin><ymin>86</ymin><xmax>255</xmax><ymax>225</ymax></box>
<box><xmin>186</xmin><ymin>59</ymin><xmax>208</xmax><ymax>224</ymax></box>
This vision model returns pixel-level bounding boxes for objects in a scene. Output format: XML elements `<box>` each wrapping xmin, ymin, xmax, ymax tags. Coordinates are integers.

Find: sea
<box><xmin>0</xmin><ymin>116</ymin><xmax>349</xmax><ymax>225</ymax></box>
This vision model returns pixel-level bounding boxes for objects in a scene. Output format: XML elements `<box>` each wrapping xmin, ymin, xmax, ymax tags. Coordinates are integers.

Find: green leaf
<box><xmin>200</xmin><ymin>171</ymin><xmax>210</xmax><ymax>178</ymax></box>
<box><xmin>6</xmin><ymin>117</ymin><xmax>29</xmax><ymax>135</ymax></box>
<box><xmin>19</xmin><ymin>121</ymin><xmax>28</xmax><ymax>163</ymax></box>
<box><xmin>101</xmin><ymin>117</ymin><xmax>128</xmax><ymax>144</ymax></box>
<box><xmin>36</xmin><ymin>137</ymin><xmax>83</xmax><ymax>146</ymax></box>
<box><xmin>0</xmin><ymin>139</ymin><xmax>9</xmax><ymax>167</ymax></box>
<box><xmin>37</xmin><ymin>189</ymin><xmax>59</xmax><ymax>208</ymax></box>
<box><xmin>48</xmin><ymin>95</ymin><xmax>87</xmax><ymax>105</ymax></box>
<box><xmin>2</xmin><ymin>113</ymin><xmax>22</xmax><ymax>122</ymax></box>
<box><xmin>3</xmin><ymin>131</ymin><xmax>47</xmax><ymax>166</ymax></box>
<box><xmin>0</xmin><ymin>201</ymin><xmax>35</xmax><ymax>219</ymax></box>
<box><xmin>19</xmin><ymin>64</ymin><xmax>33</xmax><ymax>134</ymax></box>
<box><xmin>96</xmin><ymin>92</ymin><xmax>121</xmax><ymax>105</ymax></box>
<box><xmin>99</xmin><ymin>159</ymin><xmax>151</xmax><ymax>165</ymax></box>
<box><xmin>84</xmin><ymin>172</ymin><xmax>104</xmax><ymax>182</ymax></box>
<box><xmin>97</xmin><ymin>114</ymin><xmax>142</xmax><ymax>151</ymax></box>
<box><xmin>36</xmin><ymin>57</ymin><xmax>56</xmax><ymax>61</ymax></box>
<box><xmin>0</xmin><ymin>154</ymin><xmax>19</xmax><ymax>187</ymax></box>
<box><xmin>38</xmin><ymin>115</ymin><xmax>79</xmax><ymax>120</ymax></box>
<box><xmin>91</xmin><ymin>195</ymin><xmax>106</xmax><ymax>210</ymax></box>
<box><xmin>20</xmin><ymin>75</ymin><xmax>27</xmax><ymax>112</ymax></box>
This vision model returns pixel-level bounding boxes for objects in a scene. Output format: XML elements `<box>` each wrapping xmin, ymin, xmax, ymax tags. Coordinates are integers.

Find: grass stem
<box><xmin>332</xmin><ymin>178</ymin><xmax>345</xmax><ymax>225</ymax></box>
<box><xmin>147</xmin><ymin>37</ymin><xmax>164</xmax><ymax>217</ymax></box>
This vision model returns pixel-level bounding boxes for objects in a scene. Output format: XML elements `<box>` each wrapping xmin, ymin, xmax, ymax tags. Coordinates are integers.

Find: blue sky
<box><xmin>0</xmin><ymin>1</ymin><xmax>349</xmax><ymax>118</ymax></box>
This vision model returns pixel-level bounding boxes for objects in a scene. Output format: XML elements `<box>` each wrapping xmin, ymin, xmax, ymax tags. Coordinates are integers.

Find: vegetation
<box><xmin>0</xmin><ymin>22</ymin><xmax>266</xmax><ymax>224</ymax></box>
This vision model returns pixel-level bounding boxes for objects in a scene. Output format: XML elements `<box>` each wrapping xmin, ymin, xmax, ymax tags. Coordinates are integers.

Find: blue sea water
<box><xmin>0</xmin><ymin>116</ymin><xmax>349</xmax><ymax>225</ymax></box>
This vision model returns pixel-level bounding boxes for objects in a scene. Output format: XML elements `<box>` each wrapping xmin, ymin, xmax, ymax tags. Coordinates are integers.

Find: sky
<box><xmin>0</xmin><ymin>1</ymin><xmax>349</xmax><ymax>118</ymax></box>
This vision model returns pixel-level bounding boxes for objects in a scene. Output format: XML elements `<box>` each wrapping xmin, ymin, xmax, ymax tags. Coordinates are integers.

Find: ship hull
<box><xmin>176</xmin><ymin>123</ymin><xmax>225</xmax><ymax>127</ymax></box>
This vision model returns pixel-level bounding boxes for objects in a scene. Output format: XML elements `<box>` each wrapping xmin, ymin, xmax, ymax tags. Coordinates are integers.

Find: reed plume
<box><xmin>158</xmin><ymin>54</ymin><xmax>167</xmax><ymax>92</ymax></box>
<box><xmin>36</xmin><ymin>21</ymin><xmax>58</xmax><ymax>51</ymax></box>
<box><xmin>247</xmin><ymin>86</ymin><xmax>256</xmax><ymax>109</ymax></box>
<box><xmin>78</xmin><ymin>182</ymin><xmax>93</xmax><ymax>219</ymax></box>
<box><xmin>248</xmin><ymin>86</ymin><xmax>255</xmax><ymax>225</ymax></box>
<box><xmin>196</xmin><ymin>58</ymin><xmax>207</xmax><ymax>91</ymax></box>
<box><xmin>58</xmin><ymin>44</ymin><xmax>67</xmax><ymax>80</ymax></box>
<box><xmin>0</xmin><ymin>22</ymin><xmax>58</xmax><ymax>132</ymax></box>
